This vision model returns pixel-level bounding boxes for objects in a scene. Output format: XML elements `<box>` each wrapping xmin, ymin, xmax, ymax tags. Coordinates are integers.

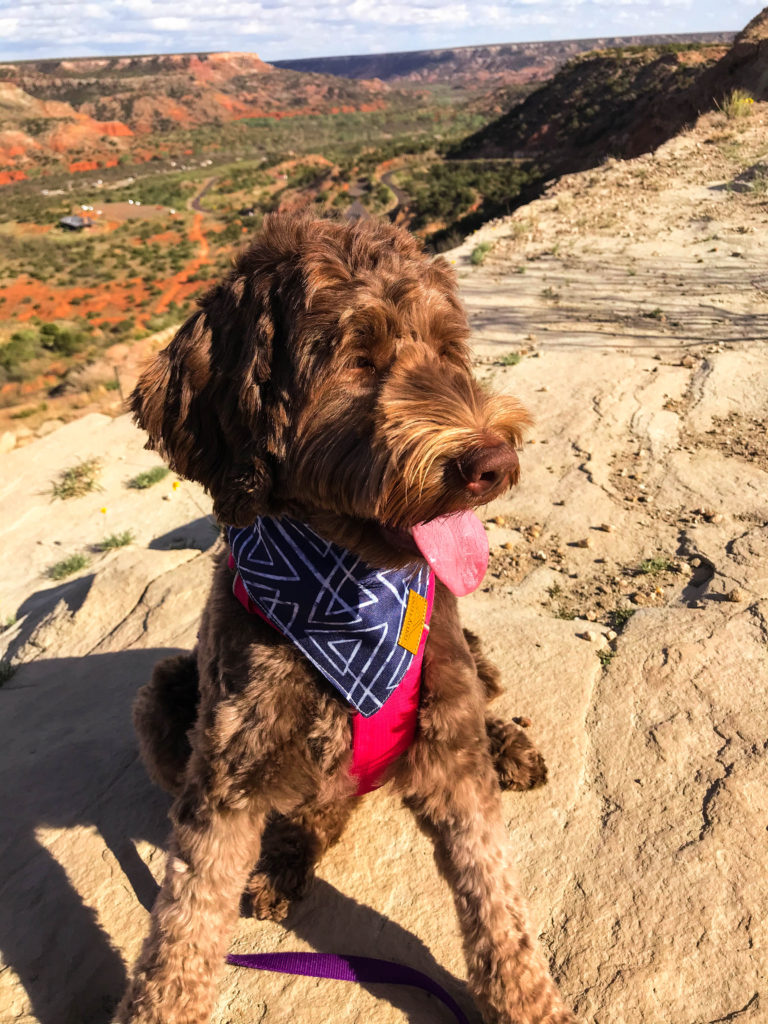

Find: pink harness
<box><xmin>229</xmin><ymin>555</ymin><xmax>434</xmax><ymax>795</ymax></box>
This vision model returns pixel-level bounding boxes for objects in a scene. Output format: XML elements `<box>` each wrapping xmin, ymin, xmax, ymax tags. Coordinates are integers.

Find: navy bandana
<box><xmin>228</xmin><ymin>517</ymin><xmax>432</xmax><ymax>717</ymax></box>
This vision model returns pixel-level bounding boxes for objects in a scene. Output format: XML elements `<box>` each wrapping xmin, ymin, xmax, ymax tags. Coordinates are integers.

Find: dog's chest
<box><xmin>228</xmin><ymin>517</ymin><xmax>434</xmax><ymax>793</ymax></box>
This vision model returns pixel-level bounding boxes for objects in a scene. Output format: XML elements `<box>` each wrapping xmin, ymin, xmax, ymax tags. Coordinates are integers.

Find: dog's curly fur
<box><xmin>117</xmin><ymin>213</ymin><xmax>573</xmax><ymax>1024</ymax></box>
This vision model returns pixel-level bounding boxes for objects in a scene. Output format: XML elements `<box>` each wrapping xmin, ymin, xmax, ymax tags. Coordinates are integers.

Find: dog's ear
<box><xmin>131</xmin><ymin>269</ymin><xmax>287</xmax><ymax>527</ymax></box>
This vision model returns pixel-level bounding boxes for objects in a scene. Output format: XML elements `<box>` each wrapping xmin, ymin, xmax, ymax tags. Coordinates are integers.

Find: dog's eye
<box><xmin>353</xmin><ymin>356</ymin><xmax>376</xmax><ymax>371</ymax></box>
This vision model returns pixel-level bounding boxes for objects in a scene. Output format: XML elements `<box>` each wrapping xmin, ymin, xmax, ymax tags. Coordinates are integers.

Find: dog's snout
<box><xmin>458</xmin><ymin>443</ymin><xmax>519</xmax><ymax>497</ymax></box>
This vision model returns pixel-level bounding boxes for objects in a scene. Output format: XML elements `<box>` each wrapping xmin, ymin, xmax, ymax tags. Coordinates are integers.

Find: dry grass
<box><xmin>51</xmin><ymin>458</ymin><xmax>101</xmax><ymax>500</ymax></box>
<box><xmin>717</xmin><ymin>89</ymin><xmax>755</xmax><ymax>120</ymax></box>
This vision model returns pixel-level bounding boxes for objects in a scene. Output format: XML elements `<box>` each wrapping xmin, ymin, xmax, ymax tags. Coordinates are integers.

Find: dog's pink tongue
<box><xmin>411</xmin><ymin>510</ymin><xmax>489</xmax><ymax>596</ymax></box>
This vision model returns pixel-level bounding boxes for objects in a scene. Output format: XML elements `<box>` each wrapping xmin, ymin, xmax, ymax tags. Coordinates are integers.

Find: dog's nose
<box><xmin>458</xmin><ymin>444</ymin><xmax>520</xmax><ymax>497</ymax></box>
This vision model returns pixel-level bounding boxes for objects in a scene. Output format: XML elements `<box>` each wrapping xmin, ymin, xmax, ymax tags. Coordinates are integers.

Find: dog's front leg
<box><xmin>116</xmin><ymin>791</ymin><xmax>266</xmax><ymax>1024</ymax></box>
<box><xmin>398</xmin><ymin>590</ymin><xmax>573</xmax><ymax>1024</ymax></box>
<box><xmin>402</xmin><ymin>744</ymin><xmax>572</xmax><ymax>1024</ymax></box>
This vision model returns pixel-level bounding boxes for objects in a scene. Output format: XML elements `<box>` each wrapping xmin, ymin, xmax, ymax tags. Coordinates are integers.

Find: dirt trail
<box><xmin>154</xmin><ymin>211</ymin><xmax>209</xmax><ymax>314</ymax></box>
<box><xmin>190</xmin><ymin>176</ymin><xmax>219</xmax><ymax>214</ymax></box>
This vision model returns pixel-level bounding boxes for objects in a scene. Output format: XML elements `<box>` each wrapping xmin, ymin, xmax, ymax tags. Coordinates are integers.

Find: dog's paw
<box><xmin>241</xmin><ymin>873</ymin><xmax>292</xmax><ymax>922</ymax></box>
<box><xmin>486</xmin><ymin>717</ymin><xmax>548</xmax><ymax>791</ymax></box>
<box><xmin>241</xmin><ymin>837</ymin><xmax>315</xmax><ymax>921</ymax></box>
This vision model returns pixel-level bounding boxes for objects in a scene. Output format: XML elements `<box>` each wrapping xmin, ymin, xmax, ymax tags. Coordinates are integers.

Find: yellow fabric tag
<box><xmin>398</xmin><ymin>589</ymin><xmax>427</xmax><ymax>655</ymax></box>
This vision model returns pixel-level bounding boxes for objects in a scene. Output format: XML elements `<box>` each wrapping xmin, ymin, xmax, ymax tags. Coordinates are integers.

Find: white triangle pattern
<box><xmin>229</xmin><ymin>518</ymin><xmax>430</xmax><ymax>717</ymax></box>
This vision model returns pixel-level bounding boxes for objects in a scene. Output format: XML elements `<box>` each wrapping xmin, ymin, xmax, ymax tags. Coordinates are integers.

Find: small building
<box><xmin>59</xmin><ymin>215</ymin><xmax>93</xmax><ymax>231</ymax></box>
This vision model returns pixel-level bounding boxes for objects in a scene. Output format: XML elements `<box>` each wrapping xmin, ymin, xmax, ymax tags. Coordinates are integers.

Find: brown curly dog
<box><xmin>117</xmin><ymin>213</ymin><xmax>573</xmax><ymax>1024</ymax></box>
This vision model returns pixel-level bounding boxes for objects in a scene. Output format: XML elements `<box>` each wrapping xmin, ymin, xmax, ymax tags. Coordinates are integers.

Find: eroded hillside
<box><xmin>0</xmin><ymin>52</ymin><xmax>393</xmax><ymax>180</ymax></box>
<box><xmin>453</xmin><ymin>9</ymin><xmax>768</xmax><ymax>172</ymax></box>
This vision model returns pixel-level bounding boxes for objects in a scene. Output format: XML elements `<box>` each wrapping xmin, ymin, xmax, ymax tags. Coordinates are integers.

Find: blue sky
<box><xmin>0</xmin><ymin>0</ymin><xmax>763</xmax><ymax>63</ymax></box>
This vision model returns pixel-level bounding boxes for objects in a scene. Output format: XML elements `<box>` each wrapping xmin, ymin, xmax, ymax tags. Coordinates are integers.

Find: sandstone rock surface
<box><xmin>1</xmin><ymin>106</ymin><xmax>767</xmax><ymax>1024</ymax></box>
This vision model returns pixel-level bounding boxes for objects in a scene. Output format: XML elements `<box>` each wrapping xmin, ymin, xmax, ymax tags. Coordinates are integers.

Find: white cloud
<box><xmin>346</xmin><ymin>0</ymin><xmax>471</xmax><ymax>26</ymax></box>
<box><xmin>149</xmin><ymin>15</ymin><xmax>191</xmax><ymax>30</ymax></box>
<box><xmin>0</xmin><ymin>0</ymin><xmax>757</xmax><ymax>61</ymax></box>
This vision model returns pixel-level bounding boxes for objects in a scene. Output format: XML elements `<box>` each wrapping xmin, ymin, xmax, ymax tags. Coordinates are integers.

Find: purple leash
<box><xmin>226</xmin><ymin>951</ymin><xmax>472</xmax><ymax>1024</ymax></box>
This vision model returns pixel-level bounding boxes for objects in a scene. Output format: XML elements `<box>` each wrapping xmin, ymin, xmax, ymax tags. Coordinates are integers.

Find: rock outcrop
<box><xmin>1</xmin><ymin>101</ymin><xmax>767</xmax><ymax>1024</ymax></box>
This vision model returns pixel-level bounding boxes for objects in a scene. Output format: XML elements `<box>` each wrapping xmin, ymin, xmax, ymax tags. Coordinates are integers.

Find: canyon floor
<box><xmin>1</xmin><ymin>105</ymin><xmax>767</xmax><ymax>1024</ymax></box>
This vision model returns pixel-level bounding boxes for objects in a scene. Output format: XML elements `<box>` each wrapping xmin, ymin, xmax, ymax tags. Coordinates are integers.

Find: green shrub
<box><xmin>470</xmin><ymin>241</ymin><xmax>493</xmax><ymax>265</ymax></box>
<box><xmin>39</xmin><ymin>322</ymin><xmax>89</xmax><ymax>356</ymax></box>
<box><xmin>48</xmin><ymin>553</ymin><xmax>90</xmax><ymax>580</ymax></box>
<box><xmin>0</xmin><ymin>331</ymin><xmax>42</xmax><ymax>377</ymax></box>
<box><xmin>128</xmin><ymin>466</ymin><xmax>169</xmax><ymax>489</ymax></box>
<box><xmin>639</xmin><ymin>556</ymin><xmax>674</xmax><ymax>576</ymax></box>
<box><xmin>99</xmin><ymin>530</ymin><xmax>134</xmax><ymax>550</ymax></box>
<box><xmin>498</xmin><ymin>351</ymin><xmax>521</xmax><ymax>366</ymax></box>
<box><xmin>608</xmin><ymin>607</ymin><xmax>636</xmax><ymax>632</ymax></box>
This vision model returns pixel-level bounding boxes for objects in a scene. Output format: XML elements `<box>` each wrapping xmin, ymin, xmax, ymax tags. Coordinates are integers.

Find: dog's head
<box><xmin>132</xmin><ymin>213</ymin><xmax>530</xmax><ymax>569</ymax></box>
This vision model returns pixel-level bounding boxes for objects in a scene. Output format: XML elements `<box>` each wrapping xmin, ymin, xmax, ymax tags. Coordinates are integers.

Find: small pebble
<box><xmin>599</xmin><ymin>523</ymin><xmax>615</xmax><ymax>533</ymax></box>
<box><xmin>691</xmin><ymin>557</ymin><xmax>701</xmax><ymax>568</ymax></box>
<box><xmin>502</xmin><ymin>541</ymin><xmax>515</xmax><ymax>551</ymax></box>
<box><xmin>579</xmin><ymin>631</ymin><xmax>599</xmax><ymax>642</ymax></box>
<box><xmin>727</xmin><ymin>588</ymin><xmax>744</xmax><ymax>603</ymax></box>
<box><xmin>585</xmin><ymin>610</ymin><xmax>597</xmax><ymax>621</ymax></box>
<box><xmin>606</xmin><ymin>630</ymin><xmax>617</xmax><ymax>641</ymax></box>
<box><xmin>492</xmin><ymin>516</ymin><xmax>506</xmax><ymax>526</ymax></box>
<box><xmin>532</xmin><ymin>550</ymin><xmax>547</xmax><ymax>560</ymax></box>
<box><xmin>575</xmin><ymin>537</ymin><xmax>593</xmax><ymax>549</ymax></box>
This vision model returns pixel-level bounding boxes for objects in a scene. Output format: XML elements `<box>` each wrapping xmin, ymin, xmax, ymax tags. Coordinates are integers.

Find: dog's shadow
<box><xmin>0</xmin><ymin>649</ymin><xmax>172</xmax><ymax>1024</ymax></box>
<box><xmin>1</xmin><ymin>649</ymin><xmax>476</xmax><ymax>1024</ymax></box>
